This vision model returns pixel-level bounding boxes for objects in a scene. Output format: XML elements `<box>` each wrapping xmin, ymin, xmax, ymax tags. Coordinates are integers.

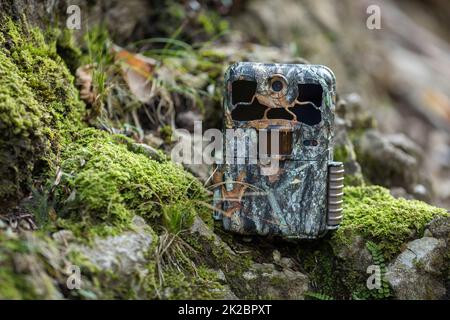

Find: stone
<box><xmin>425</xmin><ymin>216</ymin><xmax>450</xmax><ymax>240</ymax></box>
<box><xmin>385</xmin><ymin>133</ymin><xmax>422</xmax><ymax>160</ymax></box>
<box><xmin>279</xmin><ymin>257</ymin><xmax>295</xmax><ymax>269</ymax></box>
<box><xmin>336</xmin><ymin>93</ymin><xmax>375</xmax><ymax>131</ymax></box>
<box><xmin>189</xmin><ymin>216</ymin><xmax>235</xmax><ymax>254</ymax></box>
<box><xmin>222</xmin><ymin>286</ymin><xmax>239</xmax><ymax>300</ymax></box>
<box><xmin>241</xmin><ymin>263</ymin><xmax>309</xmax><ymax>299</ymax></box>
<box><xmin>71</xmin><ymin>215</ymin><xmax>154</xmax><ymax>275</ymax></box>
<box><xmin>272</xmin><ymin>250</ymin><xmax>281</xmax><ymax>262</ymax></box>
<box><xmin>356</xmin><ymin>130</ymin><xmax>425</xmax><ymax>194</ymax></box>
<box><xmin>385</xmin><ymin>237</ymin><xmax>447</xmax><ymax>299</ymax></box>
<box><xmin>52</xmin><ymin>230</ymin><xmax>75</xmax><ymax>245</ymax></box>
<box><xmin>333</xmin><ymin>236</ymin><xmax>373</xmax><ymax>272</ymax></box>
<box><xmin>176</xmin><ymin>111</ymin><xmax>203</xmax><ymax>132</ymax></box>
<box><xmin>390</xmin><ymin>187</ymin><xmax>414</xmax><ymax>200</ymax></box>
<box><xmin>333</xmin><ymin>115</ymin><xmax>364</xmax><ymax>185</ymax></box>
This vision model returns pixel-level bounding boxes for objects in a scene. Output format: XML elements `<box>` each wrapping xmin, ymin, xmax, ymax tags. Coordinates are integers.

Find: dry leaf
<box><xmin>112</xmin><ymin>45</ymin><xmax>158</xmax><ymax>103</ymax></box>
<box><xmin>76</xmin><ymin>64</ymin><xmax>97</xmax><ymax>105</ymax></box>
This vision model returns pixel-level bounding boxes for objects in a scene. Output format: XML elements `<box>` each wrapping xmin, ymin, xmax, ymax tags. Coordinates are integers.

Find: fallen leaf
<box><xmin>112</xmin><ymin>45</ymin><xmax>158</xmax><ymax>103</ymax></box>
<box><xmin>75</xmin><ymin>64</ymin><xmax>97</xmax><ymax>105</ymax></box>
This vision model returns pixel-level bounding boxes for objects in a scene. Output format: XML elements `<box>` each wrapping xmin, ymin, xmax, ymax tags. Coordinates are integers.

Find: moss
<box><xmin>156</xmin><ymin>267</ymin><xmax>225</xmax><ymax>299</ymax></box>
<box><xmin>0</xmin><ymin>235</ymin><xmax>35</xmax><ymax>299</ymax></box>
<box><xmin>52</xmin><ymin>127</ymin><xmax>209</xmax><ymax>237</ymax></box>
<box><xmin>159</xmin><ymin>125</ymin><xmax>173</xmax><ymax>145</ymax></box>
<box><xmin>334</xmin><ymin>145</ymin><xmax>364</xmax><ymax>186</ymax></box>
<box><xmin>333</xmin><ymin>185</ymin><xmax>448</xmax><ymax>258</ymax></box>
<box><xmin>0</xmin><ymin>17</ymin><xmax>85</xmax><ymax>205</ymax></box>
<box><xmin>0</xmin><ymin>231</ymin><xmax>61</xmax><ymax>299</ymax></box>
<box><xmin>183</xmin><ymin>226</ymin><xmax>254</xmax><ymax>299</ymax></box>
<box><xmin>0</xmin><ymin>265</ymin><xmax>40</xmax><ymax>299</ymax></box>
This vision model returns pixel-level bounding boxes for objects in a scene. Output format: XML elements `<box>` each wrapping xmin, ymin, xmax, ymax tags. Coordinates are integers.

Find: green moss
<box><xmin>52</xmin><ymin>127</ymin><xmax>209</xmax><ymax>237</ymax></box>
<box><xmin>0</xmin><ymin>267</ymin><xmax>38</xmax><ymax>299</ymax></box>
<box><xmin>0</xmin><ymin>231</ymin><xmax>59</xmax><ymax>299</ymax></box>
<box><xmin>0</xmin><ymin>17</ymin><xmax>85</xmax><ymax>205</ymax></box>
<box><xmin>159</xmin><ymin>125</ymin><xmax>173</xmax><ymax>145</ymax></box>
<box><xmin>333</xmin><ymin>145</ymin><xmax>364</xmax><ymax>186</ymax></box>
<box><xmin>333</xmin><ymin>186</ymin><xmax>448</xmax><ymax>258</ymax></box>
<box><xmin>156</xmin><ymin>267</ymin><xmax>225</xmax><ymax>299</ymax></box>
<box><xmin>0</xmin><ymin>237</ymin><xmax>33</xmax><ymax>299</ymax></box>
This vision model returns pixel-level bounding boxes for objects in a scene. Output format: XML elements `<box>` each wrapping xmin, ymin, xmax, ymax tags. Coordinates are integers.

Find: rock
<box><xmin>356</xmin><ymin>130</ymin><xmax>424</xmax><ymax>194</ymax></box>
<box><xmin>385</xmin><ymin>133</ymin><xmax>422</xmax><ymax>161</ymax></box>
<box><xmin>71</xmin><ymin>216</ymin><xmax>154</xmax><ymax>275</ymax></box>
<box><xmin>189</xmin><ymin>216</ymin><xmax>236</xmax><ymax>255</ymax></box>
<box><xmin>272</xmin><ymin>250</ymin><xmax>295</xmax><ymax>269</ymax></box>
<box><xmin>336</xmin><ymin>93</ymin><xmax>376</xmax><ymax>132</ymax></box>
<box><xmin>279</xmin><ymin>257</ymin><xmax>295</xmax><ymax>269</ymax></box>
<box><xmin>333</xmin><ymin>236</ymin><xmax>373</xmax><ymax>272</ymax></box>
<box><xmin>333</xmin><ymin>115</ymin><xmax>364</xmax><ymax>185</ymax></box>
<box><xmin>241</xmin><ymin>263</ymin><xmax>309</xmax><ymax>299</ymax></box>
<box><xmin>390</xmin><ymin>187</ymin><xmax>414</xmax><ymax>200</ymax></box>
<box><xmin>413</xmin><ymin>184</ymin><xmax>428</xmax><ymax>199</ymax></box>
<box><xmin>52</xmin><ymin>230</ymin><xmax>75</xmax><ymax>245</ymax></box>
<box><xmin>176</xmin><ymin>111</ymin><xmax>203</xmax><ymax>132</ymax></box>
<box><xmin>272</xmin><ymin>250</ymin><xmax>281</xmax><ymax>262</ymax></box>
<box><xmin>143</xmin><ymin>133</ymin><xmax>164</xmax><ymax>148</ymax></box>
<box><xmin>425</xmin><ymin>216</ymin><xmax>450</xmax><ymax>239</ymax></box>
<box><xmin>385</xmin><ymin>237</ymin><xmax>447</xmax><ymax>299</ymax></box>
<box><xmin>213</xmin><ymin>269</ymin><xmax>227</xmax><ymax>284</ymax></box>
<box><xmin>222</xmin><ymin>286</ymin><xmax>239</xmax><ymax>300</ymax></box>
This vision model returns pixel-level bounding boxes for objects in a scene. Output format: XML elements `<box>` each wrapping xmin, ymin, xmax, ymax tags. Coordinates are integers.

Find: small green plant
<box><xmin>26</xmin><ymin>187</ymin><xmax>53</xmax><ymax>227</ymax></box>
<box><xmin>365</xmin><ymin>241</ymin><xmax>391</xmax><ymax>299</ymax></box>
<box><xmin>162</xmin><ymin>202</ymin><xmax>196</xmax><ymax>235</ymax></box>
<box><xmin>82</xmin><ymin>24</ymin><xmax>114</xmax><ymax>117</ymax></box>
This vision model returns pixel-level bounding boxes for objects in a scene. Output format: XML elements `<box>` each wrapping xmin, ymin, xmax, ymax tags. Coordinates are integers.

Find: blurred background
<box><xmin>17</xmin><ymin>0</ymin><xmax>450</xmax><ymax>208</ymax></box>
<box><xmin>130</xmin><ymin>0</ymin><xmax>450</xmax><ymax>208</ymax></box>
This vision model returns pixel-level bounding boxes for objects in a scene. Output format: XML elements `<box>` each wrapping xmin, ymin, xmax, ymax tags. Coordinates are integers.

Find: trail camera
<box><xmin>212</xmin><ymin>62</ymin><xmax>344</xmax><ymax>239</ymax></box>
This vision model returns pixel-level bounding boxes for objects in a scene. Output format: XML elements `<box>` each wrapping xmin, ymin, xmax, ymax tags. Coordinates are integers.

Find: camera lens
<box><xmin>271</xmin><ymin>80</ymin><xmax>283</xmax><ymax>92</ymax></box>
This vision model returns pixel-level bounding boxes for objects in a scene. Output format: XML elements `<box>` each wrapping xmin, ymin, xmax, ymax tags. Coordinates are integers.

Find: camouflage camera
<box><xmin>212</xmin><ymin>62</ymin><xmax>344</xmax><ymax>239</ymax></box>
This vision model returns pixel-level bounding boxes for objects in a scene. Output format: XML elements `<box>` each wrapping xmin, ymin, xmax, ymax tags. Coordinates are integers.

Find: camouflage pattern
<box><xmin>213</xmin><ymin>62</ymin><xmax>343</xmax><ymax>239</ymax></box>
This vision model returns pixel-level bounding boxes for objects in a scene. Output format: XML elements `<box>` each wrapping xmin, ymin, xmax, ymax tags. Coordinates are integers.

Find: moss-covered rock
<box><xmin>0</xmin><ymin>17</ymin><xmax>85</xmax><ymax>206</ymax></box>
<box><xmin>333</xmin><ymin>185</ymin><xmax>448</xmax><ymax>259</ymax></box>
<box><xmin>0</xmin><ymin>231</ymin><xmax>64</xmax><ymax>299</ymax></box>
<box><xmin>51</xmin><ymin>127</ymin><xmax>209</xmax><ymax>237</ymax></box>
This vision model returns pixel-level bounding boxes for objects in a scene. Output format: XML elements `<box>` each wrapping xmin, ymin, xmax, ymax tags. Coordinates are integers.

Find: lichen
<box><xmin>333</xmin><ymin>185</ymin><xmax>449</xmax><ymax>258</ymax></box>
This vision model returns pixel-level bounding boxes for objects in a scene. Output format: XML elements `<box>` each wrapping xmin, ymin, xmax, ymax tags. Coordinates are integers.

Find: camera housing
<box><xmin>213</xmin><ymin>62</ymin><xmax>344</xmax><ymax>239</ymax></box>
